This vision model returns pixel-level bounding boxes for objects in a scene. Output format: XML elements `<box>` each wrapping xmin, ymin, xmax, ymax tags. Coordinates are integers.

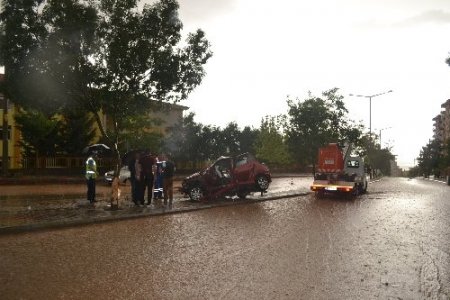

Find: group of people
<box><xmin>128</xmin><ymin>151</ymin><xmax>175</xmax><ymax>207</ymax></box>
<box><xmin>84</xmin><ymin>150</ymin><xmax>175</xmax><ymax>207</ymax></box>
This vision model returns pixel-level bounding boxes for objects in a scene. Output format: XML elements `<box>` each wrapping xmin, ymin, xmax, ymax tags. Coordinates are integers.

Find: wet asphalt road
<box><xmin>0</xmin><ymin>177</ymin><xmax>449</xmax><ymax>299</ymax></box>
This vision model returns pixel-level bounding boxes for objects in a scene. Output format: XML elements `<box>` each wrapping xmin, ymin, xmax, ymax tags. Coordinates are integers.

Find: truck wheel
<box><xmin>188</xmin><ymin>186</ymin><xmax>204</xmax><ymax>201</ymax></box>
<box><xmin>362</xmin><ymin>182</ymin><xmax>368</xmax><ymax>194</ymax></box>
<box><xmin>316</xmin><ymin>190</ymin><xmax>325</xmax><ymax>199</ymax></box>
<box><xmin>352</xmin><ymin>184</ymin><xmax>360</xmax><ymax>196</ymax></box>
<box><xmin>256</xmin><ymin>175</ymin><xmax>270</xmax><ymax>191</ymax></box>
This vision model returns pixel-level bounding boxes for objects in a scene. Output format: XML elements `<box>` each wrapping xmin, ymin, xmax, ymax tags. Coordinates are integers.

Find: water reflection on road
<box><xmin>0</xmin><ymin>177</ymin><xmax>449</xmax><ymax>299</ymax></box>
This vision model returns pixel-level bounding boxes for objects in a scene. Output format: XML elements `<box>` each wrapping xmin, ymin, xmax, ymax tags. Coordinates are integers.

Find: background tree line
<box><xmin>166</xmin><ymin>88</ymin><xmax>396</xmax><ymax>175</ymax></box>
<box><xmin>10</xmin><ymin>85</ymin><xmax>396</xmax><ymax>175</ymax></box>
<box><xmin>409</xmin><ymin>138</ymin><xmax>450</xmax><ymax>178</ymax></box>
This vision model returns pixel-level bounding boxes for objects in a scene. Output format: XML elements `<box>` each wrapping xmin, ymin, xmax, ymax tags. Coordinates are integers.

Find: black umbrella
<box><xmin>83</xmin><ymin>143</ymin><xmax>111</xmax><ymax>155</ymax></box>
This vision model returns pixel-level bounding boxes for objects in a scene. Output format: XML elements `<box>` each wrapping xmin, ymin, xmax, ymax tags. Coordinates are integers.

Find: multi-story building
<box><xmin>432</xmin><ymin>99</ymin><xmax>450</xmax><ymax>148</ymax></box>
<box><xmin>0</xmin><ymin>73</ymin><xmax>187</xmax><ymax>171</ymax></box>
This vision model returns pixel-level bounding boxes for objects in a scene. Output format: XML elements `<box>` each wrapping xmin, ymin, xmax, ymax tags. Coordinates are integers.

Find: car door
<box><xmin>233</xmin><ymin>154</ymin><xmax>253</xmax><ymax>184</ymax></box>
<box><xmin>206</xmin><ymin>159</ymin><xmax>229</xmax><ymax>187</ymax></box>
<box><xmin>203</xmin><ymin>165</ymin><xmax>220</xmax><ymax>188</ymax></box>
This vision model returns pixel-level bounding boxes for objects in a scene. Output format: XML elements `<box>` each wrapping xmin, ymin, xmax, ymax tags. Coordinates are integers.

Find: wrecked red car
<box><xmin>180</xmin><ymin>153</ymin><xmax>272</xmax><ymax>201</ymax></box>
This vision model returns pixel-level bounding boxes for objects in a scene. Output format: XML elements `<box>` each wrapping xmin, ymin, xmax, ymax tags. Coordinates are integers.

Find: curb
<box><xmin>0</xmin><ymin>191</ymin><xmax>310</xmax><ymax>234</ymax></box>
<box><xmin>421</xmin><ymin>178</ymin><xmax>448</xmax><ymax>184</ymax></box>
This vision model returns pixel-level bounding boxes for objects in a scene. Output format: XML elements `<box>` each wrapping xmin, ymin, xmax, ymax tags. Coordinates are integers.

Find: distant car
<box><xmin>104</xmin><ymin>166</ymin><xmax>131</xmax><ymax>184</ymax></box>
<box><xmin>180</xmin><ymin>153</ymin><xmax>271</xmax><ymax>201</ymax></box>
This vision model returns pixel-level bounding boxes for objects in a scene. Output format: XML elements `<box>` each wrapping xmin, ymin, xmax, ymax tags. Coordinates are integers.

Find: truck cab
<box><xmin>344</xmin><ymin>156</ymin><xmax>368</xmax><ymax>193</ymax></box>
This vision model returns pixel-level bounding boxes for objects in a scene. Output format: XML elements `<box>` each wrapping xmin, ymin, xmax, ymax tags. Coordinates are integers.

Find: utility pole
<box><xmin>349</xmin><ymin>90</ymin><xmax>393</xmax><ymax>137</ymax></box>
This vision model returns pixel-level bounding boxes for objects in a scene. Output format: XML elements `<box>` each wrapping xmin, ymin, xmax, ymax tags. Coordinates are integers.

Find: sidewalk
<box><xmin>0</xmin><ymin>176</ymin><xmax>312</xmax><ymax>234</ymax></box>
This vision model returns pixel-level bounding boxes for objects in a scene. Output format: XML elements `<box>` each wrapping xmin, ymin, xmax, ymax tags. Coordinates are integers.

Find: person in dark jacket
<box><xmin>134</xmin><ymin>153</ymin><xmax>145</xmax><ymax>205</ymax></box>
<box><xmin>128</xmin><ymin>152</ymin><xmax>140</xmax><ymax>205</ymax></box>
<box><xmin>141</xmin><ymin>151</ymin><xmax>155</xmax><ymax>205</ymax></box>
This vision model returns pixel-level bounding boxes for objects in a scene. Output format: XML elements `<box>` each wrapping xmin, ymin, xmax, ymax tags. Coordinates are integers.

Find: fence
<box><xmin>11</xmin><ymin>156</ymin><xmax>305</xmax><ymax>176</ymax></box>
<box><xmin>15</xmin><ymin>156</ymin><xmax>208</xmax><ymax>175</ymax></box>
<box><xmin>21</xmin><ymin>156</ymin><xmax>115</xmax><ymax>170</ymax></box>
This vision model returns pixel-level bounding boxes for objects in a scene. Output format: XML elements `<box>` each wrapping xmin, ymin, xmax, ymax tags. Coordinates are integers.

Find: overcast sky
<box><xmin>156</xmin><ymin>0</ymin><xmax>450</xmax><ymax>169</ymax></box>
<box><xmin>4</xmin><ymin>1</ymin><xmax>449</xmax><ymax>168</ymax></box>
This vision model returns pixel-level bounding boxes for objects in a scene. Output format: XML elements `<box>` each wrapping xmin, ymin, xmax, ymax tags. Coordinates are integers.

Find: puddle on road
<box><xmin>2</xmin><ymin>177</ymin><xmax>449</xmax><ymax>299</ymax></box>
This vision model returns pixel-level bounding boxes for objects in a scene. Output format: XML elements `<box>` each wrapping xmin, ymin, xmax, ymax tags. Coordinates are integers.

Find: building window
<box><xmin>0</xmin><ymin>126</ymin><xmax>11</xmax><ymax>140</ymax></box>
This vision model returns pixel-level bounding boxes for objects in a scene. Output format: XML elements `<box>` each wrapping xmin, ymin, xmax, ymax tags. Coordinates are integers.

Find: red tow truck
<box><xmin>310</xmin><ymin>143</ymin><xmax>368</xmax><ymax>196</ymax></box>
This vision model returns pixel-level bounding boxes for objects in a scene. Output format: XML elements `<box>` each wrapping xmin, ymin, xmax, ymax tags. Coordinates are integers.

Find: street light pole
<box><xmin>349</xmin><ymin>90</ymin><xmax>393</xmax><ymax>137</ymax></box>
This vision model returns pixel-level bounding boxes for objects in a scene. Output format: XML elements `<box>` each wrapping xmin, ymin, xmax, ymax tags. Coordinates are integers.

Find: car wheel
<box><xmin>237</xmin><ymin>191</ymin><xmax>249</xmax><ymax>199</ymax></box>
<box><xmin>255</xmin><ymin>175</ymin><xmax>270</xmax><ymax>191</ymax></box>
<box><xmin>188</xmin><ymin>186</ymin><xmax>204</xmax><ymax>201</ymax></box>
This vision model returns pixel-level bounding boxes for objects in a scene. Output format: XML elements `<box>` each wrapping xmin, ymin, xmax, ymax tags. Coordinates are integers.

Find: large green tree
<box><xmin>218</xmin><ymin>122</ymin><xmax>241</xmax><ymax>156</ymax></box>
<box><xmin>285</xmin><ymin>88</ymin><xmax>362</xmax><ymax>174</ymax></box>
<box><xmin>59</xmin><ymin>109</ymin><xmax>97</xmax><ymax>155</ymax></box>
<box><xmin>1</xmin><ymin>0</ymin><xmax>212</xmax><ymax>204</ymax></box>
<box><xmin>254</xmin><ymin>116</ymin><xmax>292</xmax><ymax>168</ymax></box>
<box><xmin>239</xmin><ymin>126</ymin><xmax>259</xmax><ymax>154</ymax></box>
<box><xmin>417</xmin><ymin>139</ymin><xmax>442</xmax><ymax>178</ymax></box>
<box><xmin>367</xmin><ymin>147</ymin><xmax>395</xmax><ymax>176</ymax></box>
<box><xmin>14</xmin><ymin>109</ymin><xmax>62</xmax><ymax>167</ymax></box>
<box><xmin>164</xmin><ymin>112</ymin><xmax>204</xmax><ymax>168</ymax></box>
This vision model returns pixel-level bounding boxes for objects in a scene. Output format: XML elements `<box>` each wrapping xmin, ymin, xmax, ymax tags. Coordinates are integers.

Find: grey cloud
<box><xmin>139</xmin><ymin>0</ymin><xmax>236</xmax><ymax>23</ymax></box>
<box><xmin>178</xmin><ymin>0</ymin><xmax>237</xmax><ymax>22</ymax></box>
<box><xmin>356</xmin><ymin>9</ymin><xmax>450</xmax><ymax>29</ymax></box>
<box><xmin>395</xmin><ymin>9</ymin><xmax>450</xmax><ymax>26</ymax></box>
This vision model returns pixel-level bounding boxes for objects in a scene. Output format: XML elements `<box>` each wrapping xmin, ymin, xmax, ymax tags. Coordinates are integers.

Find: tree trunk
<box><xmin>35</xmin><ymin>150</ymin><xmax>39</xmax><ymax>170</ymax></box>
<box><xmin>90</xmin><ymin>109</ymin><xmax>122</xmax><ymax>209</ymax></box>
<box><xmin>110</xmin><ymin>144</ymin><xmax>121</xmax><ymax>210</ymax></box>
<box><xmin>2</xmin><ymin>96</ymin><xmax>8</xmax><ymax>176</ymax></box>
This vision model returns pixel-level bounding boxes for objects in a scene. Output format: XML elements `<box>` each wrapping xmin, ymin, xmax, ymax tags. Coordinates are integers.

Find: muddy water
<box><xmin>0</xmin><ymin>177</ymin><xmax>449</xmax><ymax>299</ymax></box>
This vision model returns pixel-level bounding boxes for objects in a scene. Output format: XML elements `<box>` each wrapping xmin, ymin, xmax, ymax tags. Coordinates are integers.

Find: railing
<box><xmin>21</xmin><ymin>156</ymin><xmax>115</xmax><ymax>169</ymax></box>
<box><xmin>18</xmin><ymin>156</ymin><xmax>209</xmax><ymax>173</ymax></box>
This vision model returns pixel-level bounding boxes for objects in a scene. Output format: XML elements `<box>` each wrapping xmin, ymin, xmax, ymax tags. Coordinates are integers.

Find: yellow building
<box><xmin>0</xmin><ymin>74</ymin><xmax>22</xmax><ymax>169</ymax></box>
<box><xmin>0</xmin><ymin>73</ymin><xmax>187</xmax><ymax>170</ymax></box>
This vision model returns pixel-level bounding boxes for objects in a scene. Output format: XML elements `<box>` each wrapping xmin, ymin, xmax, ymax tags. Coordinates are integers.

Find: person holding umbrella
<box><xmin>83</xmin><ymin>144</ymin><xmax>109</xmax><ymax>204</ymax></box>
<box><xmin>85</xmin><ymin>151</ymin><xmax>99</xmax><ymax>204</ymax></box>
